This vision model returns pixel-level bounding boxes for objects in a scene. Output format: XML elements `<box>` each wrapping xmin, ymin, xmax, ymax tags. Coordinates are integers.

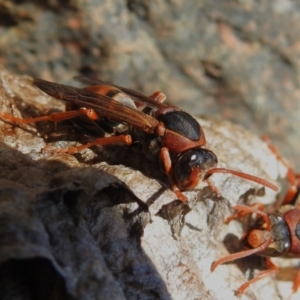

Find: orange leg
<box><xmin>292</xmin><ymin>267</ymin><xmax>300</xmax><ymax>294</ymax></box>
<box><xmin>224</xmin><ymin>203</ymin><xmax>265</xmax><ymax>224</ymax></box>
<box><xmin>148</xmin><ymin>91</ymin><xmax>167</xmax><ymax>103</ymax></box>
<box><xmin>262</xmin><ymin>135</ymin><xmax>300</xmax><ymax>204</ymax></box>
<box><xmin>205</xmin><ymin>178</ymin><xmax>221</xmax><ymax>196</ymax></box>
<box><xmin>135</xmin><ymin>91</ymin><xmax>166</xmax><ymax>111</ymax></box>
<box><xmin>0</xmin><ymin>108</ymin><xmax>134</xmax><ymax>154</ymax></box>
<box><xmin>47</xmin><ymin>135</ymin><xmax>133</xmax><ymax>154</ymax></box>
<box><xmin>0</xmin><ymin>108</ymin><xmax>100</xmax><ymax>125</ymax></box>
<box><xmin>160</xmin><ymin>147</ymin><xmax>188</xmax><ymax>202</ymax></box>
<box><xmin>235</xmin><ymin>257</ymin><xmax>278</xmax><ymax>296</ymax></box>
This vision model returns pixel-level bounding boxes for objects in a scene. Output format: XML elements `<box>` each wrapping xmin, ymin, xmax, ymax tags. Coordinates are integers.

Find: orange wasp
<box><xmin>211</xmin><ymin>138</ymin><xmax>300</xmax><ymax>296</ymax></box>
<box><xmin>0</xmin><ymin>78</ymin><xmax>278</xmax><ymax>201</ymax></box>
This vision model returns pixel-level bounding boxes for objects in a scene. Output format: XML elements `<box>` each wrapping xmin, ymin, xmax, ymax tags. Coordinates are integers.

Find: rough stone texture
<box><xmin>0</xmin><ymin>67</ymin><xmax>298</xmax><ymax>299</ymax></box>
<box><xmin>0</xmin><ymin>0</ymin><xmax>299</xmax><ymax>173</ymax></box>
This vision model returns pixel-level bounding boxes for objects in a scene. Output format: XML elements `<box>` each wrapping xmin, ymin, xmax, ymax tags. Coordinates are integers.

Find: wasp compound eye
<box><xmin>173</xmin><ymin>149</ymin><xmax>218</xmax><ymax>190</ymax></box>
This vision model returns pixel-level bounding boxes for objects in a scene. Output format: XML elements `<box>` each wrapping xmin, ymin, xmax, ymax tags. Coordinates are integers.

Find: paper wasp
<box><xmin>211</xmin><ymin>137</ymin><xmax>300</xmax><ymax>296</ymax></box>
<box><xmin>0</xmin><ymin>78</ymin><xmax>278</xmax><ymax>201</ymax></box>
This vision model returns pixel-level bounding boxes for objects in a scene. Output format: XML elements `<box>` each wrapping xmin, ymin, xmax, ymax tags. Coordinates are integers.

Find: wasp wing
<box><xmin>34</xmin><ymin>78</ymin><xmax>159</xmax><ymax>134</ymax></box>
<box><xmin>74</xmin><ymin>75</ymin><xmax>169</xmax><ymax>110</ymax></box>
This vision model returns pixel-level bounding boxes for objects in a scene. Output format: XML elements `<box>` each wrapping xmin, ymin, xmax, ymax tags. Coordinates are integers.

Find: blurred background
<box><xmin>0</xmin><ymin>0</ymin><xmax>299</xmax><ymax>170</ymax></box>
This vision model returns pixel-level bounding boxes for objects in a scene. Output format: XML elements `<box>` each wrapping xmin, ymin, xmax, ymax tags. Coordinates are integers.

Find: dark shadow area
<box><xmin>0</xmin><ymin>258</ymin><xmax>72</xmax><ymax>300</ymax></box>
<box><xmin>0</xmin><ymin>143</ymin><xmax>174</xmax><ymax>299</ymax></box>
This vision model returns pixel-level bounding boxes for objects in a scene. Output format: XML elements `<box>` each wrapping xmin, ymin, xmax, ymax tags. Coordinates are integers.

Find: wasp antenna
<box><xmin>205</xmin><ymin>168</ymin><xmax>278</xmax><ymax>192</ymax></box>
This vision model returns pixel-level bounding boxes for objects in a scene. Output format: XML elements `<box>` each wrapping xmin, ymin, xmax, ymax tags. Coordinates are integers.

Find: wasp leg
<box><xmin>148</xmin><ymin>91</ymin><xmax>166</xmax><ymax>103</ymax></box>
<box><xmin>205</xmin><ymin>177</ymin><xmax>221</xmax><ymax>196</ymax></box>
<box><xmin>292</xmin><ymin>267</ymin><xmax>300</xmax><ymax>295</ymax></box>
<box><xmin>235</xmin><ymin>258</ymin><xmax>278</xmax><ymax>296</ymax></box>
<box><xmin>159</xmin><ymin>147</ymin><xmax>188</xmax><ymax>202</ymax></box>
<box><xmin>136</xmin><ymin>91</ymin><xmax>167</xmax><ymax>112</ymax></box>
<box><xmin>224</xmin><ymin>203</ymin><xmax>265</xmax><ymax>223</ymax></box>
<box><xmin>262</xmin><ymin>135</ymin><xmax>300</xmax><ymax>205</ymax></box>
<box><xmin>45</xmin><ymin>135</ymin><xmax>132</xmax><ymax>154</ymax></box>
<box><xmin>0</xmin><ymin>108</ymin><xmax>100</xmax><ymax>125</ymax></box>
